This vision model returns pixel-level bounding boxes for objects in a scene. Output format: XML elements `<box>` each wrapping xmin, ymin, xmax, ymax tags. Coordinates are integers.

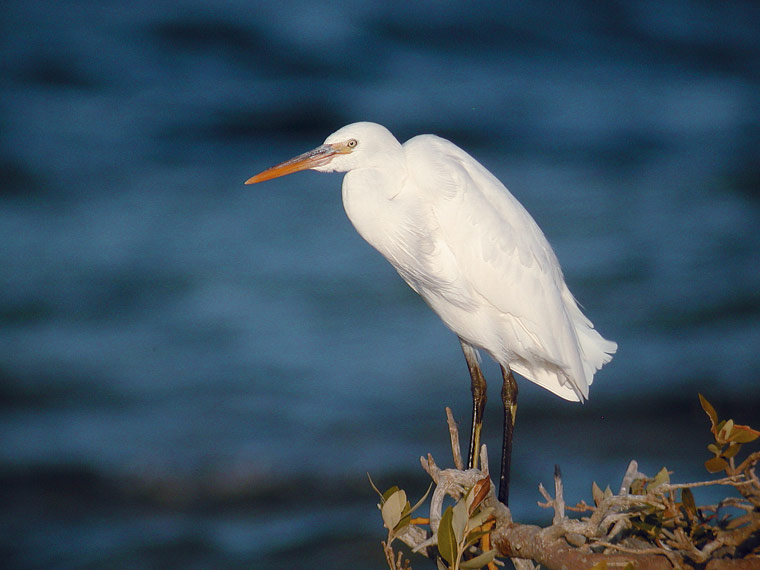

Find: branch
<box><xmin>375</xmin><ymin>403</ymin><xmax>760</xmax><ymax>570</ymax></box>
<box><xmin>490</xmin><ymin>521</ymin><xmax>676</xmax><ymax>570</ymax></box>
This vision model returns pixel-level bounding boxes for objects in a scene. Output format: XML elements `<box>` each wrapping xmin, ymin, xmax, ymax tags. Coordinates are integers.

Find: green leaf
<box><xmin>451</xmin><ymin>499</ymin><xmax>468</xmax><ymax>543</ymax></box>
<box><xmin>649</xmin><ymin>466</ymin><xmax>670</xmax><ymax>490</ymax></box>
<box><xmin>408</xmin><ymin>482</ymin><xmax>434</xmax><ymax>515</ymax></box>
<box><xmin>460</xmin><ymin>549</ymin><xmax>497</xmax><ymax>569</ymax></box>
<box><xmin>681</xmin><ymin>488</ymin><xmax>697</xmax><ymax>520</ymax></box>
<box><xmin>729</xmin><ymin>425</ymin><xmax>760</xmax><ymax>443</ymax></box>
<box><xmin>438</xmin><ymin>506</ymin><xmax>457</xmax><ymax>565</ymax></box>
<box><xmin>592</xmin><ymin>481</ymin><xmax>604</xmax><ymax>506</ymax></box>
<box><xmin>705</xmin><ymin>456</ymin><xmax>728</xmax><ymax>473</ymax></box>
<box><xmin>436</xmin><ymin>558</ymin><xmax>449</xmax><ymax>570</ymax></box>
<box><xmin>468</xmin><ymin>506</ymin><xmax>495</xmax><ymax>531</ymax></box>
<box><xmin>381</xmin><ymin>489</ymin><xmax>406</xmax><ymax>531</ymax></box>
<box><xmin>723</xmin><ymin>443</ymin><xmax>742</xmax><ymax>458</ymax></box>
<box><xmin>718</xmin><ymin>419</ymin><xmax>734</xmax><ymax>442</ymax></box>
<box><xmin>382</xmin><ymin>486</ymin><xmax>401</xmax><ymax>503</ymax></box>
<box><xmin>396</xmin><ymin>512</ymin><xmax>411</xmax><ymax>532</ymax></box>
<box><xmin>396</xmin><ymin>496</ymin><xmax>413</xmax><ymax>532</ymax></box>
<box><xmin>699</xmin><ymin>394</ymin><xmax>718</xmax><ymax>431</ymax></box>
<box><xmin>463</xmin><ymin>529</ymin><xmax>491</xmax><ymax>545</ymax></box>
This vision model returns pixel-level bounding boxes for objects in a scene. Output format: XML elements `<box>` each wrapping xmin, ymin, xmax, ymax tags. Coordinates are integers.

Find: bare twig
<box><xmin>552</xmin><ymin>465</ymin><xmax>565</xmax><ymax>525</ymax></box>
<box><xmin>619</xmin><ymin>459</ymin><xmax>646</xmax><ymax>494</ymax></box>
<box><xmin>446</xmin><ymin>407</ymin><xmax>465</xmax><ymax>471</ymax></box>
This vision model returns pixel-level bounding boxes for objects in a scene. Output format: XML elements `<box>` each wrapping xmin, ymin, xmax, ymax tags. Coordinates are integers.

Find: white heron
<box><xmin>246</xmin><ymin>122</ymin><xmax>617</xmax><ymax>504</ymax></box>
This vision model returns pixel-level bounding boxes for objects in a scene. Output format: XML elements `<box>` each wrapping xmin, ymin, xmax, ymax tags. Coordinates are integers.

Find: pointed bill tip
<box><xmin>244</xmin><ymin>143</ymin><xmax>341</xmax><ymax>186</ymax></box>
<box><xmin>244</xmin><ymin>172</ymin><xmax>271</xmax><ymax>185</ymax></box>
<box><xmin>244</xmin><ymin>162</ymin><xmax>300</xmax><ymax>185</ymax></box>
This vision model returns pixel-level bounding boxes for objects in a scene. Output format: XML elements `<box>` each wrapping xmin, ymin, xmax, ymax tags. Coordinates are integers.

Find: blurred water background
<box><xmin>2</xmin><ymin>1</ymin><xmax>759</xmax><ymax>569</ymax></box>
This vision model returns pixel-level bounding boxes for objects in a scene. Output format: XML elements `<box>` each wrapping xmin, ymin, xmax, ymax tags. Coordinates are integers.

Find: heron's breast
<box><xmin>342</xmin><ymin>171</ymin><xmax>432</xmax><ymax>261</ymax></box>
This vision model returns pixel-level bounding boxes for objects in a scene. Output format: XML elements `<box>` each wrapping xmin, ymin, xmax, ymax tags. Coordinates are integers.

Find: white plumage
<box><xmin>246</xmin><ymin>121</ymin><xmax>617</xmax><ymax>501</ymax></box>
<box><xmin>315</xmin><ymin>122</ymin><xmax>616</xmax><ymax>401</ymax></box>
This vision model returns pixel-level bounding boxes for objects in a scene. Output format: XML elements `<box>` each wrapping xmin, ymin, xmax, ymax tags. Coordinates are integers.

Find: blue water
<box><xmin>2</xmin><ymin>2</ymin><xmax>759</xmax><ymax>569</ymax></box>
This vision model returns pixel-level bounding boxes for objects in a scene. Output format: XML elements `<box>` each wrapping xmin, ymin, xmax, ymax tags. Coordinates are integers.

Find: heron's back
<box><xmin>401</xmin><ymin>135</ymin><xmax>617</xmax><ymax>401</ymax></box>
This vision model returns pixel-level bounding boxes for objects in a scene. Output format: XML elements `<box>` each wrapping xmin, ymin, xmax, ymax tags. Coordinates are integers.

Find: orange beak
<box><xmin>245</xmin><ymin>143</ymin><xmax>345</xmax><ymax>185</ymax></box>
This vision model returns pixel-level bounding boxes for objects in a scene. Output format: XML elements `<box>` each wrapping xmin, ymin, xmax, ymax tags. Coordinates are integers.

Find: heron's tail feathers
<box><xmin>511</xmin><ymin>319</ymin><xmax>616</xmax><ymax>404</ymax></box>
<box><xmin>578</xmin><ymin>324</ymin><xmax>617</xmax><ymax>382</ymax></box>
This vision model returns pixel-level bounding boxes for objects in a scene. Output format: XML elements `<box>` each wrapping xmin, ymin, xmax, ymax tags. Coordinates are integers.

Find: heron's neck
<box><xmin>341</xmin><ymin>163</ymin><xmax>408</xmax><ymax>253</ymax></box>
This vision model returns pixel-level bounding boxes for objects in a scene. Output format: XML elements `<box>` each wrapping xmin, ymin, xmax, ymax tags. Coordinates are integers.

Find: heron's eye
<box><xmin>346</xmin><ymin>139</ymin><xmax>358</xmax><ymax>149</ymax></box>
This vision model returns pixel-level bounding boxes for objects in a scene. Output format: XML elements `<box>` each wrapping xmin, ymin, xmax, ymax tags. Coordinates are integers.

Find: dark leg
<box><xmin>459</xmin><ymin>339</ymin><xmax>487</xmax><ymax>470</ymax></box>
<box><xmin>498</xmin><ymin>365</ymin><xmax>518</xmax><ymax>505</ymax></box>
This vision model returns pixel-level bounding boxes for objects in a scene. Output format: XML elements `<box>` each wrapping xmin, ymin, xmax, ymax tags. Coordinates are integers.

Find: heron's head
<box><xmin>245</xmin><ymin>122</ymin><xmax>402</xmax><ymax>184</ymax></box>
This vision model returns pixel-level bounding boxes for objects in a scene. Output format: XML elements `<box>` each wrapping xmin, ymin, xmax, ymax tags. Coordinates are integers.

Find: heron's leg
<box><xmin>459</xmin><ymin>340</ymin><xmax>487</xmax><ymax>470</ymax></box>
<box><xmin>498</xmin><ymin>365</ymin><xmax>518</xmax><ymax>505</ymax></box>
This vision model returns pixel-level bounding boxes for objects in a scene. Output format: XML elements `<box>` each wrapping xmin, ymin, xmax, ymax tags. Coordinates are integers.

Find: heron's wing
<box><xmin>403</xmin><ymin>135</ymin><xmax>596</xmax><ymax>399</ymax></box>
